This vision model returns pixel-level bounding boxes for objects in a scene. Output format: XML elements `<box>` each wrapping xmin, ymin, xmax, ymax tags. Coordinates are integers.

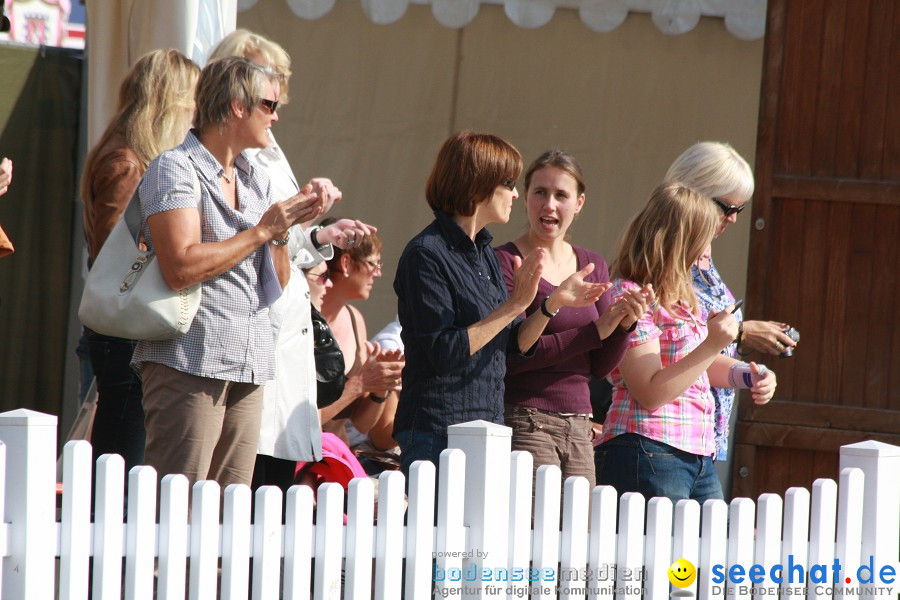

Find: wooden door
<box><xmin>732</xmin><ymin>0</ymin><xmax>900</xmax><ymax>498</ymax></box>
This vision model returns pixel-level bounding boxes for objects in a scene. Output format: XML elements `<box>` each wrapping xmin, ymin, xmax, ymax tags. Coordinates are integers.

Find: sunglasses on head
<box><xmin>711</xmin><ymin>197</ymin><xmax>746</xmax><ymax>217</ymax></box>
<box><xmin>258</xmin><ymin>98</ymin><xmax>279</xmax><ymax>115</ymax></box>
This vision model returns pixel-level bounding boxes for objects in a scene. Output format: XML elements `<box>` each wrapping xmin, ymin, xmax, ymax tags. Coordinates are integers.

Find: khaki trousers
<box><xmin>141</xmin><ymin>362</ymin><xmax>264</xmax><ymax>489</ymax></box>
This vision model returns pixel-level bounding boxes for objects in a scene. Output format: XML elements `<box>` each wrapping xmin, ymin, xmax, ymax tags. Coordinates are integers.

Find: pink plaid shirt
<box><xmin>598</xmin><ymin>279</ymin><xmax>716</xmax><ymax>456</ymax></box>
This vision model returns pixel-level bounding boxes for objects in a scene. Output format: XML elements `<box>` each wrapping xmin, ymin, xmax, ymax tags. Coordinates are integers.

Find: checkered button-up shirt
<box><xmin>131</xmin><ymin>131</ymin><xmax>276</xmax><ymax>384</ymax></box>
<box><xmin>598</xmin><ymin>279</ymin><xmax>715</xmax><ymax>456</ymax></box>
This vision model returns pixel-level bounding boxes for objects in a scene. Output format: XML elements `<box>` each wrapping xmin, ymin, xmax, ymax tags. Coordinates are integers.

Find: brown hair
<box><xmin>425</xmin><ymin>131</ymin><xmax>522</xmax><ymax>217</ymax></box>
<box><xmin>524</xmin><ymin>149</ymin><xmax>586</xmax><ymax>196</ymax></box>
<box><xmin>611</xmin><ymin>182</ymin><xmax>719</xmax><ymax>315</ymax></box>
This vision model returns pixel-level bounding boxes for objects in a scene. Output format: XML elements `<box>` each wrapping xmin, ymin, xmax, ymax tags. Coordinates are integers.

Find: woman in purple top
<box><xmin>495</xmin><ymin>150</ymin><xmax>651</xmax><ymax>488</ymax></box>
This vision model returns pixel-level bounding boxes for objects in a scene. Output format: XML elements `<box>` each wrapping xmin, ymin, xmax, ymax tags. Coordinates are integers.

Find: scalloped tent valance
<box><xmin>236</xmin><ymin>0</ymin><xmax>767</xmax><ymax>40</ymax></box>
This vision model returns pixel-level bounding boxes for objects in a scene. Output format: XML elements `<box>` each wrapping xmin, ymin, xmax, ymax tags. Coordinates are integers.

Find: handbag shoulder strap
<box><xmin>123</xmin><ymin>159</ymin><xmax>203</xmax><ymax>244</ymax></box>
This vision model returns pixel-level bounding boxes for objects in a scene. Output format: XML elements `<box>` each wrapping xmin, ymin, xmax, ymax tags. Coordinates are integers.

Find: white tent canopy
<box><xmin>236</xmin><ymin>0</ymin><xmax>767</xmax><ymax>39</ymax></box>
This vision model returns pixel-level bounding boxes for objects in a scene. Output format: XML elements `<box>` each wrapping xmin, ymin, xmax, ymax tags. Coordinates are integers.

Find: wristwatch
<box><xmin>271</xmin><ymin>232</ymin><xmax>290</xmax><ymax>246</ymax></box>
<box><xmin>309</xmin><ymin>225</ymin><xmax>325</xmax><ymax>250</ymax></box>
<box><xmin>540</xmin><ymin>296</ymin><xmax>560</xmax><ymax>318</ymax></box>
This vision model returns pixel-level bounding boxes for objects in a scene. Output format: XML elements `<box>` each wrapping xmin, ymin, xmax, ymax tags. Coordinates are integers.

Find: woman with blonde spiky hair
<box><xmin>594</xmin><ymin>183</ymin><xmax>777</xmax><ymax>503</ymax></box>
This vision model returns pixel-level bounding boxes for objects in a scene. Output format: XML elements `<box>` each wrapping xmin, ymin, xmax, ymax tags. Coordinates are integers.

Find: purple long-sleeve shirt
<box><xmin>495</xmin><ymin>242</ymin><xmax>629</xmax><ymax>414</ymax></box>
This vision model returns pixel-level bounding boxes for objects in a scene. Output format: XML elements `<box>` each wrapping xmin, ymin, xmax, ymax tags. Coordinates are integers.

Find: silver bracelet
<box><xmin>271</xmin><ymin>232</ymin><xmax>290</xmax><ymax>246</ymax></box>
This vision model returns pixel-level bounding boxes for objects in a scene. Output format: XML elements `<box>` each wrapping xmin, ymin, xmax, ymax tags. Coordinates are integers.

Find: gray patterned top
<box><xmin>131</xmin><ymin>131</ymin><xmax>276</xmax><ymax>384</ymax></box>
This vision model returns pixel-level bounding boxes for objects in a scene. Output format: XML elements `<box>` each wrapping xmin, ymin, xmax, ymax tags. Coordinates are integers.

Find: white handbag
<box><xmin>78</xmin><ymin>165</ymin><xmax>202</xmax><ymax>341</ymax></box>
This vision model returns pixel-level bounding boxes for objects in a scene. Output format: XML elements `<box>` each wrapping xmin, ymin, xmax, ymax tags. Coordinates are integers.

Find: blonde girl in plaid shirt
<box><xmin>595</xmin><ymin>183</ymin><xmax>776</xmax><ymax>503</ymax></box>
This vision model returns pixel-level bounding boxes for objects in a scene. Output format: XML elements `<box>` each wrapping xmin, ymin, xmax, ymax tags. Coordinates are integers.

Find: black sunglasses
<box><xmin>258</xmin><ymin>98</ymin><xmax>279</xmax><ymax>115</ymax></box>
<box><xmin>305</xmin><ymin>270</ymin><xmax>329</xmax><ymax>285</ymax></box>
<box><xmin>711</xmin><ymin>197</ymin><xmax>746</xmax><ymax>217</ymax></box>
<box><xmin>500</xmin><ymin>178</ymin><xmax>516</xmax><ymax>191</ymax></box>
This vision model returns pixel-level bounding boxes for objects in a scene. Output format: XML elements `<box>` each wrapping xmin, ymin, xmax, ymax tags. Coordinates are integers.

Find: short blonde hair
<box><xmin>193</xmin><ymin>57</ymin><xmax>279</xmax><ymax>134</ymax></box>
<box><xmin>665</xmin><ymin>141</ymin><xmax>754</xmax><ymax>203</ymax></box>
<box><xmin>612</xmin><ymin>183</ymin><xmax>720</xmax><ymax>315</ymax></box>
<box><xmin>208</xmin><ymin>29</ymin><xmax>292</xmax><ymax>103</ymax></box>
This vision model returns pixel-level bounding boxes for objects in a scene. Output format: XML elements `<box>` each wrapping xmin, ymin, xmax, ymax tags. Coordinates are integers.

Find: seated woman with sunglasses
<box><xmin>318</xmin><ymin>221</ymin><xmax>405</xmax><ymax>443</ymax></box>
<box><xmin>666</xmin><ymin>142</ymin><xmax>797</xmax><ymax>463</ymax></box>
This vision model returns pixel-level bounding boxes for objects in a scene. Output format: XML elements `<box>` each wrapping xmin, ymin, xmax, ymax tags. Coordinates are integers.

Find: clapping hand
<box><xmin>545</xmin><ymin>263</ymin><xmax>611</xmax><ymax>313</ymax></box>
<box><xmin>595</xmin><ymin>284</ymin><xmax>653</xmax><ymax>338</ymax></box>
<box><xmin>306</xmin><ymin>177</ymin><xmax>342</xmax><ymax>216</ymax></box>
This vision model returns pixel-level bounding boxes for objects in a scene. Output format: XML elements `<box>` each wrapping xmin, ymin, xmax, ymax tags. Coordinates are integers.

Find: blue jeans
<box><xmin>85</xmin><ymin>329</ymin><xmax>146</xmax><ymax>473</ymax></box>
<box><xmin>395</xmin><ymin>429</ymin><xmax>447</xmax><ymax>479</ymax></box>
<box><xmin>594</xmin><ymin>433</ymin><xmax>723</xmax><ymax>504</ymax></box>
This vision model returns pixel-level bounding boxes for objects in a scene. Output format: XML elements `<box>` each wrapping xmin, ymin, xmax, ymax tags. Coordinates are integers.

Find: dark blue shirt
<box><xmin>393</xmin><ymin>210</ymin><xmax>532</xmax><ymax>436</ymax></box>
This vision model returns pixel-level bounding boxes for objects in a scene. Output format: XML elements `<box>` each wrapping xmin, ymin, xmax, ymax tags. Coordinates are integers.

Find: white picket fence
<box><xmin>0</xmin><ymin>409</ymin><xmax>897</xmax><ymax>600</ymax></box>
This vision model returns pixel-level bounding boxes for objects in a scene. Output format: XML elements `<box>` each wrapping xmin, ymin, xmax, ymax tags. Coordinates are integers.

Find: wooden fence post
<box><xmin>839</xmin><ymin>441</ymin><xmax>900</xmax><ymax>600</ymax></box>
<box><xmin>0</xmin><ymin>409</ymin><xmax>57</xmax><ymax>600</ymax></box>
<box><xmin>448</xmin><ymin>419</ymin><xmax>511</xmax><ymax>600</ymax></box>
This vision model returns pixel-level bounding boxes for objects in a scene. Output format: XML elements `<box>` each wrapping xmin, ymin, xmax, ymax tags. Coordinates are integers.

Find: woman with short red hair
<box><xmin>392</xmin><ymin>131</ymin><xmax>608</xmax><ymax>476</ymax></box>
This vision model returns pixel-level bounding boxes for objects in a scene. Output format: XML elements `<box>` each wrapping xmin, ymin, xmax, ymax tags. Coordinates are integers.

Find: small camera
<box><xmin>780</xmin><ymin>327</ymin><xmax>800</xmax><ymax>357</ymax></box>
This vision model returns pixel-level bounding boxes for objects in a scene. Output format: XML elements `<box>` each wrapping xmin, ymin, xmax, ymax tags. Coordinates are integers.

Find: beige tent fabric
<box><xmin>236</xmin><ymin>2</ymin><xmax>763</xmax><ymax>331</ymax></box>
<box><xmin>84</xmin><ymin>0</ymin><xmax>236</xmax><ymax>149</ymax></box>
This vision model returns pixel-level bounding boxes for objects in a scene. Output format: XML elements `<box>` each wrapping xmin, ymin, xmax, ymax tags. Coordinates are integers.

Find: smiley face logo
<box><xmin>668</xmin><ymin>558</ymin><xmax>697</xmax><ymax>588</ymax></box>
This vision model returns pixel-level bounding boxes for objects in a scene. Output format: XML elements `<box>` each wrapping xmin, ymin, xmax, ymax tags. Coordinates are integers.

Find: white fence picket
<box><xmin>373</xmin><ymin>470</ymin><xmax>404</xmax><ymax>600</ymax></box>
<box><xmin>672</xmin><ymin>499</ymin><xmax>701</xmax><ymax>597</ymax></box>
<box><xmin>533</xmin><ymin>465</ymin><xmax>562</xmax><ymax>600</ymax></box>
<box><xmin>158</xmin><ymin>474</ymin><xmax>190</xmax><ymax>600</ymax></box>
<box><xmin>588</xmin><ymin>486</ymin><xmax>618</xmax><ymax>600</ymax></box>
<box><xmin>252</xmin><ymin>486</ymin><xmax>282</xmax><ymax>600</ymax></box>
<box><xmin>754</xmin><ymin>493</ymin><xmax>783</xmax><ymax>595</ymax></box>
<box><xmin>435</xmin><ymin>449</ymin><xmax>465</xmax><ymax>600</ymax></box>
<box><xmin>190</xmin><ymin>480</ymin><xmax>222</xmax><ymax>600</ymax></box>
<box><xmin>313</xmin><ymin>483</ymin><xmax>344</xmax><ymax>600</ymax></box>
<box><xmin>406</xmin><ymin>461</ymin><xmax>436</xmax><ymax>599</ymax></box>
<box><xmin>345</xmin><ymin>477</ymin><xmax>375</xmax><ymax>600</ymax></box>
<box><xmin>616</xmin><ymin>493</ymin><xmax>645</xmax><ymax>595</ymax></box>
<box><xmin>283</xmin><ymin>485</ymin><xmax>314</xmax><ymax>600</ymax></box>
<box><xmin>834</xmin><ymin>468</ymin><xmax>864</xmax><ymax>600</ymax></box>
<box><xmin>125</xmin><ymin>466</ymin><xmax>158</xmax><ymax>600</ymax></box>
<box><xmin>808</xmin><ymin>479</ymin><xmax>838</xmax><ymax>600</ymax></box>
<box><xmin>699</xmin><ymin>499</ymin><xmax>728</xmax><ymax>600</ymax></box>
<box><xmin>782</xmin><ymin>488</ymin><xmax>811</xmax><ymax>598</ymax></box>
<box><xmin>93</xmin><ymin>454</ymin><xmax>125</xmax><ymax>600</ymax></box>
<box><xmin>221</xmin><ymin>484</ymin><xmax>252</xmax><ymax>600</ymax></box>
<box><xmin>59</xmin><ymin>440</ymin><xmax>92</xmax><ymax>600</ymax></box>
<box><xmin>507</xmin><ymin>450</ymin><xmax>533</xmax><ymax>600</ymax></box>
<box><xmin>559</xmin><ymin>476</ymin><xmax>590</xmax><ymax>600</ymax></box>
<box><xmin>727</xmin><ymin>498</ymin><xmax>756</xmax><ymax>600</ymax></box>
<box><xmin>644</xmin><ymin>497</ymin><xmax>673</xmax><ymax>600</ymax></box>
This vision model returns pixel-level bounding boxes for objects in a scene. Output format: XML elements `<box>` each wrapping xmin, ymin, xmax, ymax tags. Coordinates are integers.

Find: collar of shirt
<box><xmin>432</xmin><ymin>209</ymin><xmax>493</xmax><ymax>254</ymax></box>
<box><xmin>182</xmin><ymin>129</ymin><xmax>254</xmax><ymax>184</ymax></box>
